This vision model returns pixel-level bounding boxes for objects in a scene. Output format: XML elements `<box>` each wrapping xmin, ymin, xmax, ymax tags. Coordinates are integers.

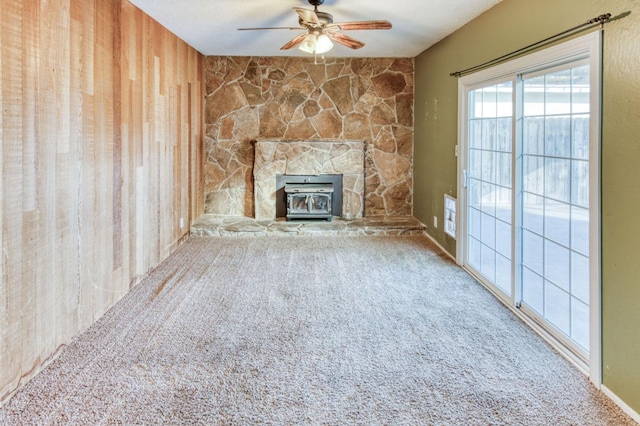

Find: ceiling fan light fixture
<box><xmin>316</xmin><ymin>33</ymin><xmax>333</xmax><ymax>54</ymax></box>
<box><xmin>299</xmin><ymin>31</ymin><xmax>333</xmax><ymax>55</ymax></box>
<box><xmin>298</xmin><ymin>33</ymin><xmax>318</xmax><ymax>54</ymax></box>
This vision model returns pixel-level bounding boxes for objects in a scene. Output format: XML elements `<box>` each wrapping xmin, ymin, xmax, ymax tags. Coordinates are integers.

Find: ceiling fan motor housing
<box><xmin>299</xmin><ymin>12</ymin><xmax>333</xmax><ymax>27</ymax></box>
<box><xmin>308</xmin><ymin>0</ymin><xmax>325</xmax><ymax>6</ymax></box>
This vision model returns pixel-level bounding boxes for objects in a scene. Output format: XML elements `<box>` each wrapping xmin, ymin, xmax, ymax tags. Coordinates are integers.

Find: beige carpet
<box><xmin>0</xmin><ymin>235</ymin><xmax>635</xmax><ymax>425</ymax></box>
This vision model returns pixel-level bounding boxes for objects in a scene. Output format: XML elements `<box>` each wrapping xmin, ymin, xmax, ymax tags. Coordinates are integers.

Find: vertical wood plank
<box><xmin>1</xmin><ymin>0</ymin><xmax>25</xmax><ymax>399</ymax></box>
<box><xmin>52</xmin><ymin>0</ymin><xmax>76</xmax><ymax>345</ymax></box>
<box><xmin>37</xmin><ymin>0</ymin><xmax>58</xmax><ymax>373</ymax></box>
<box><xmin>112</xmin><ymin>0</ymin><xmax>123</xmax><ymax>273</ymax></box>
<box><xmin>79</xmin><ymin>0</ymin><xmax>97</xmax><ymax>331</ymax></box>
<box><xmin>20</xmin><ymin>0</ymin><xmax>41</xmax><ymax>394</ymax></box>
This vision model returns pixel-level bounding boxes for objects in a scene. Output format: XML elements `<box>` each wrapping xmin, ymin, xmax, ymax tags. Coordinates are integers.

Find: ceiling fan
<box><xmin>238</xmin><ymin>0</ymin><xmax>392</xmax><ymax>55</ymax></box>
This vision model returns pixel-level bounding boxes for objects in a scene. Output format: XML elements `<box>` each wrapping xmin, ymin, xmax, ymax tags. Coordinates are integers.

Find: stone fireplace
<box><xmin>254</xmin><ymin>140</ymin><xmax>364</xmax><ymax>220</ymax></box>
<box><xmin>204</xmin><ymin>56</ymin><xmax>414</xmax><ymax>218</ymax></box>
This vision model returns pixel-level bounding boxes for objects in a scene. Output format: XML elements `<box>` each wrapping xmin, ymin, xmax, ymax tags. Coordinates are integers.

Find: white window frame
<box><xmin>456</xmin><ymin>32</ymin><xmax>602</xmax><ymax>387</ymax></box>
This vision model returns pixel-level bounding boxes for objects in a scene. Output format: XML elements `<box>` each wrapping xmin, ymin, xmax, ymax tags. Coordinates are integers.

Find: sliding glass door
<box><xmin>457</xmin><ymin>33</ymin><xmax>601</xmax><ymax>379</ymax></box>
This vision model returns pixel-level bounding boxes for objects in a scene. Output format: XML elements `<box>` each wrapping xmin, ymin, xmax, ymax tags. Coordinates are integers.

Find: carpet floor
<box><xmin>0</xmin><ymin>235</ymin><xmax>635</xmax><ymax>425</ymax></box>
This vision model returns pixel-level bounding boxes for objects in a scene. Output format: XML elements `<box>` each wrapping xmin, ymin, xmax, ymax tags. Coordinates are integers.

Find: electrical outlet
<box><xmin>180</xmin><ymin>217</ymin><xmax>185</xmax><ymax>229</ymax></box>
<box><xmin>433</xmin><ymin>216</ymin><xmax>438</xmax><ymax>228</ymax></box>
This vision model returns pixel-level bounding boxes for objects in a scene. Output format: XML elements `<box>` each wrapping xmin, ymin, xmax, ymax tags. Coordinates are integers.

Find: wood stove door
<box><xmin>288</xmin><ymin>194</ymin><xmax>311</xmax><ymax>215</ymax></box>
<box><xmin>286</xmin><ymin>192</ymin><xmax>332</xmax><ymax>220</ymax></box>
<box><xmin>310</xmin><ymin>194</ymin><xmax>331</xmax><ymax>214</ymax></box>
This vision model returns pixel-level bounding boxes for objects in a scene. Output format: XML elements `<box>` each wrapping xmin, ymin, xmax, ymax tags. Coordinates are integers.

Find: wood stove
<box><xmin>275</xmin><ymin>174</ymin><xmax>342</xmax><ymax>221</ymax></box>
<box><xmin>285</xmin><ymin>183</ymin><xmax>334</xmax><ymax>221</ymax></box>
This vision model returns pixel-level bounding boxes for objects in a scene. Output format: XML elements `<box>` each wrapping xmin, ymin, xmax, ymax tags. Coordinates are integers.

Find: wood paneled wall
<box><xmin>0</xmin><ymin>0</ymin><xmax>203</xmax><ymax>403</ymax></box>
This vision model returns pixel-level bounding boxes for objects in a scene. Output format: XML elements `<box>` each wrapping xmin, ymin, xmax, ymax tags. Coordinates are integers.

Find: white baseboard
<box><xmin>601</xmin><ymin>385</ymin><xmax>640</xmax><ymax>424</ymax></box>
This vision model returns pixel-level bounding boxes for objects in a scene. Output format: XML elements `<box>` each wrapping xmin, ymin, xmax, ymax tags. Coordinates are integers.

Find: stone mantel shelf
<box><xmin>253</xmin><ymin>140</ymin><xmax>365</xmax><ymax>220</ymax></box>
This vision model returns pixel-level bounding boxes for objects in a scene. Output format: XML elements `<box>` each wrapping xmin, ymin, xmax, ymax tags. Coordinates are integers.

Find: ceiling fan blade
<box><xmin>294</xmin><ymin>7</ymin><xmax>320</xmax><ymax>26</ymax></box>
<box><xmin>328</xmin><ymin>20</ymin><xmax>392</xmax><ymax>31</ymax></box>
<box><xmin>280</xmin><ymin>32</ymin><xmax>309</xmax><ymax>50</ymax></box>
<box><xmin>238</xmin><ymin>26</ymin><xmax>302</xmax><ymax>31</ymax></box>
<box><xmin>326</xmin><ymin>32</ymin><xmax>364</xmax><ymax>49</ymax></box>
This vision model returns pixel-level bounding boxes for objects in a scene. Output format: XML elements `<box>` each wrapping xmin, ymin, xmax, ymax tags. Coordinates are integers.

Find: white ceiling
<box><xmin>128</xmin><ymin>0</ymin><xmax>502</xmax><ymax>58</ymax></box>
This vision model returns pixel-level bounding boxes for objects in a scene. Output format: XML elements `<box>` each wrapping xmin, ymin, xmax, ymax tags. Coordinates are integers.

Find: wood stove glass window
<box><xmin>288</xmin><ymin>193</ymin><xmax>331</xmax><ymax>214</ymax></box>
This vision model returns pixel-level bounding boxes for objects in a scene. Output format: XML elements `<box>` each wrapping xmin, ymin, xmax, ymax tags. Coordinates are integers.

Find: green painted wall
<box><xmin>414</xmin><ymin>0</ymin><xmax>640</xmax><ymax>415</ymax></box>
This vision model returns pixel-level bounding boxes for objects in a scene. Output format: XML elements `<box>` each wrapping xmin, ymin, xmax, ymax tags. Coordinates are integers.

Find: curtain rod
<box><xmin>450</xmin><ymin>13</ymin><xmax>617</xmax><ymax>78</ymax></box>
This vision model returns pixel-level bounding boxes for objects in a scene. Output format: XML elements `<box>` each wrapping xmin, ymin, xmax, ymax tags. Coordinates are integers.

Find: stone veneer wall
<box><xmin>204</xmin><ymin>56</ymin><xmax>414</xmax><ymax>217</ymax></box>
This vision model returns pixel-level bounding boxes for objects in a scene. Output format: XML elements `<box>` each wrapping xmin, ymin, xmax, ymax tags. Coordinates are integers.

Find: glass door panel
<box><xmin>520</xmin><ymin>64</ymin><xmax>591</xmax><ymax>354</ymax></box>
<box><xmin>466</xmin><ymin>82</ymin><xmax>513</xmax><ymax>296</ymax></box>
